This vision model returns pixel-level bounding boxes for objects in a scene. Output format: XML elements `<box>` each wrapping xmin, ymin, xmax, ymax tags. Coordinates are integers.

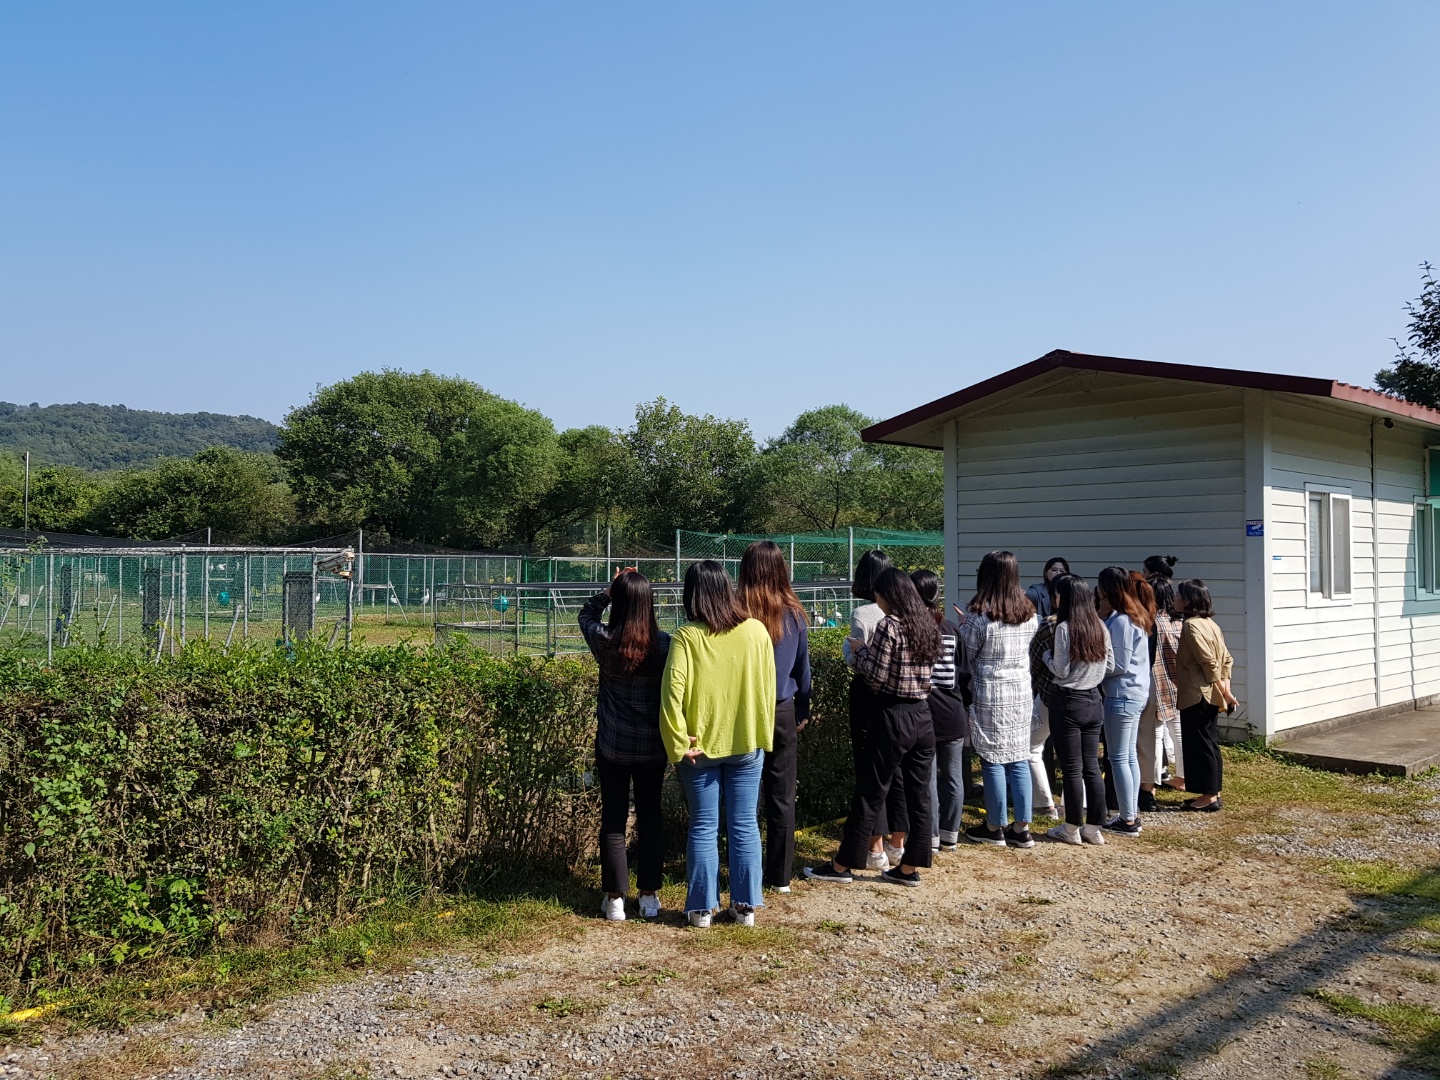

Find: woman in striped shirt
<box><xmin>911</xmin><ymin>570</ymin><xmax>968</xmax><ymax>851</ymax></box>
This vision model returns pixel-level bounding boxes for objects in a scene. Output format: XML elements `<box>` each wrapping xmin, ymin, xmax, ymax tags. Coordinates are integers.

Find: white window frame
<box><xmin>1305</xmin><ymin>484</ymin><xmax>1353</xmax><ymax>606</ymax></box>
<box><xmin>1415</xmin><ymin>498</ymin><xmax>1440</xmax><ymax>598</ymax></box>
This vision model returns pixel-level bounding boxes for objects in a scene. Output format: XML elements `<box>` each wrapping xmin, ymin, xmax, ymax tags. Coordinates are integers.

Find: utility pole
<box><xmin>23</xmin><ymin>452</ymin><xmax>30</xmax><ymax>532</ymax></box>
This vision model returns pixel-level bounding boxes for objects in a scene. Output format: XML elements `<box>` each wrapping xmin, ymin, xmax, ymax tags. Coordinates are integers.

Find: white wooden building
<box><xmin>863</xmin><ymin>350</ymin><xmax>1440</xmax><ymax>742</ymax></box>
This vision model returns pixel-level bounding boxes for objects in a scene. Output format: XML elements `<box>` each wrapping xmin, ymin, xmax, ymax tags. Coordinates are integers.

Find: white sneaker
<box><xmin>772</xmin><ymin>885</ymin><xmax>791</xmax><ymax>894</ymax></box>
<box><xmin>883</xmin><ymin>843</ymin><xmax>905</xmax><ymax>869</ymax></box>
<box><xmin>939</xmin><ymin>829</ymin><xmax>959</xmax><ymax>846</ymax></box>
<box><xmin>729</xmin><ymin>904</ymin><xmax>755</xmax><ymax>927</ymax></box>
<box><xmin>637</xmin><ymin>894</ymin><xmax>661</xmax><ymax>919</ymax></box>
<box><xmin>1080</xmin><ymin>824</ymin><xmax>1107</xmax><ymax>846</ymax></box>
<box><xmin>930</xmin><ymin>835</ymin><xmax>941</xmax><ymax>853</ymax></box>
<box><xmin>1047</xmin><ymin>823</ymin><xmax>1082</xmax><ymax>846</ymax></box>
<box><xmin>687</xmin><ymin>910</ymin><xmax>712</xmax><ymax>928</ymax></box>
<box><xmin>601</xmin><ymin>895</ymin><xmax>626</xmax><ymax>921</ymax></box>
<box><xmin>866</xmin><ymin>850</ymin><xmax>889</xmax><ymax>871</ymax></box>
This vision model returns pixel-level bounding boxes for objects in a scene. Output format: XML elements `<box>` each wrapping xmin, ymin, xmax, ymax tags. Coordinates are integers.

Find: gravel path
<box><xmin>6</xmin><ymin>783</ymin><xmax>1440</xmax><ymax>1080</ymax></box>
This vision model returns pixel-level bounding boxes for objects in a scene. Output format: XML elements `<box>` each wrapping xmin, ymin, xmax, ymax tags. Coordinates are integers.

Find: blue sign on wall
<box><xmin>1246</xmin><ymin>520</ymin><xmax>1264</xmax><ymax>537</ymax></box>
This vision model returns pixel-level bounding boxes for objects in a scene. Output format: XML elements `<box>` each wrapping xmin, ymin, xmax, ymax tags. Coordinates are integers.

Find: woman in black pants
<box><xmin>1042</xmin><ymin>575</ymin><xmax>1116</xmax><ymax>846</ymax></box>
<box><xmin>738</xmin><ymin>541</ymin><xmax>812</xmax><ymax>893</ymax></box>
<box><xmin>1173</xmin><ymin>579</ymin><xmax>1237</xmax><ymax>811</ymax></box>
<box><xmin>806</xmin><ymin>568</ymin><xmax>941</xmax><ymax>887</ymax></box>
<box><xmin>578</xmin><ymin>569</ymin><xmax>672</xmax><ymax>921</ymax></box>
<box><xmin>844</xmin><ymin>550</ymin><xmax>905</xmax><ymax>870</ymax></box>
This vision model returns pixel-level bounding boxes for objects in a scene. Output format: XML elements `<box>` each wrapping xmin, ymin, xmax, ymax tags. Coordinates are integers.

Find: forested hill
<box><xmin>0</xmin><ymin>401</ymin><xmax>280</xmax><ymax>470</ymax></box>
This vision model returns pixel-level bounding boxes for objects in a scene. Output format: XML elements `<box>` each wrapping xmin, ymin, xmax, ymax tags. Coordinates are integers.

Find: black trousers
<box><xmin>762</xmin><ymin>698</ymin><xmax>799</xmax><ymax>887</ymax></box>
<box><xmin>596</xmin><ymin>753</ymin><xmax>667</xmax><ymax>894</ymax></box>
<box><xmin>1180</xmin><ymin>701</ymin><xmax>1223</xmax><ymax>796</ymax></box>
<box><xmin>848</xmin><ymin>678</ymin><xmax>907</xmax><ymax>837</ymax></box>
<box><xmin>837</xmin><ymin>695</ymin><xmax>935</xmax><ymax>871</ymax></box>
<box><xmin>1050</xmin><ymin>686</ymin><xmax>1107</xmax><ymax>827</ymax></box>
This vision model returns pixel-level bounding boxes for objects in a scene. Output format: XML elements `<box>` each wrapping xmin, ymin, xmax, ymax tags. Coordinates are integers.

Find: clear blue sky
<box><xmin>2</xmin><ymin>3</ymin><xmax>1437</xmax><ymax>439</ymax></box>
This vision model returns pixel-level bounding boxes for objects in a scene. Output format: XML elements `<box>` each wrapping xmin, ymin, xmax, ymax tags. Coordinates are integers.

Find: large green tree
<box><xmin>86</xmin><ymin>446</ymin><xmax>296</xmax><ymax>543</ymax></box>
<box><xmin>0</xmin><ymin>463</ymin><xmax>107</xmax><ymax>533</ymax></box>
<box><xmin>505</xmin><ymin>425</ymin><xmax>630</xmax><ymax>548</ymax></box>
<box><xmin>759</xmin><ymin>404</ymin><xmax>942</xmax><ymax>532</ymax></box>
<box><xmin>277</xmin><ymin>370</ymin><xmax>564</xmax><ymax>547</ymax></box>
<box><xmin>1376</xmin><ymin>262</ymin><xmax>1440</xmax><ymax>407</ymax></box>
<box><xmin>622</xmin><ymin>398</ymin><xmax>761</xmax><ymax>545</ymax></box>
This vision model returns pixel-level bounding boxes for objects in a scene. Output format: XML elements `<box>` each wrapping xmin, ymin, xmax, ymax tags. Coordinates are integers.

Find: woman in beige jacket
<box><xmin>1173</xmin><ymin>580</ymin><xmax>1238</xmax><ymax>811</ymax></box>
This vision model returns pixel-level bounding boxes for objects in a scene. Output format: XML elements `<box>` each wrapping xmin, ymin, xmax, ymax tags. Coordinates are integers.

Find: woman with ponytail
<box><xmin>579</xmin><ymin>569</ymin><xmax>672</xmax><ymax>921</ymax></box>
<box><xmin>1096</xmin><ymin>567</ymin><xmax>1152</xmax><ymax>836</ymax></box>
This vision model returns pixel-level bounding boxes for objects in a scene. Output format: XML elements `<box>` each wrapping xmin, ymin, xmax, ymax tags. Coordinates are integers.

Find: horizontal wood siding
<box><xmin>949</xmin><ymin>373</ymin><xmax>1251</xmax><ymax>715</ymax></box>
<box><xmin>1267</xmin><ymin>398</ymin><xmax>1440</xmax><ymax>731</ymax></box>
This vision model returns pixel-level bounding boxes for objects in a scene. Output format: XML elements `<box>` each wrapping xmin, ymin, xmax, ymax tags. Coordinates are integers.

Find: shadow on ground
<box><xmin>1043</xmin><ymin>865</ymin><xmax>1440</xmax><ymax>1079</ymax></box>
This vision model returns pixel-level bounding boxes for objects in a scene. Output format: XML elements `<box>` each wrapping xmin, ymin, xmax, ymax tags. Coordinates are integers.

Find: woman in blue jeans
<box><xmin>1096</xmin><ymin>567</ymin><xmax>1152</xmax><ymax>836</ymax></box>
<box><xmin>958</xmin><ymin>551</ymin><xmax>1040</xmax><ymax>849</ymax></box>
<box><xmin>660</xmin><ymin>561</ymin><xmax>777</xmax><ymax>928</ymax></box>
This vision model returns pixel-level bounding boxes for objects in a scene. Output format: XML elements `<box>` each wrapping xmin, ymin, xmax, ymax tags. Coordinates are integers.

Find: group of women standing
<box><xmin>580</xmin><ymin>542</ymin><xmax>1239</xmax><ymax>922</ymax></box>
<box><xmin>579</xmin><ymin>541</ymin><xmax>810</xmax><ymax>927</ymax></box>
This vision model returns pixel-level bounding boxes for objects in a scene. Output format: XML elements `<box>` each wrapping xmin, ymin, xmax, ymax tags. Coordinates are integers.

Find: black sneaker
<box><xmin>1182</xmin><ymin>797</ymin><xmax>1223</xmax><ymax>813</ymax></box>
<box><xmin>1138</xmin><ymin>790</ymin><xmax>1158</xmax><ymax>813</ymax></box>
<box><xmin>1005</xmin><ymin>825</ymin><xmax>1035</xmax><ymax>849</ymax></box>
<box><xmin>963</xmin><ymin>824</ymin><xmax>1007</xmax><ymax>847</ymax></box>
<box><xmin>1105</xmin><ymin>816</ymin><xmax>1143</xmax><ymax>836</ymax></box>
<box><xmin>802</xmin><ymin>861</ymin><xmax>854</xmax><ymax>884</ymax></box>
<box><xmin>880</xmin><ymin>865</ymin><xmax>921</xmax><ymax>888</ymax></box>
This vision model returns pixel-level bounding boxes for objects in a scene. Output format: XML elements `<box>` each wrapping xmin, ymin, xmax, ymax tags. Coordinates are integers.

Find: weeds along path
<box><xmin>5</xmin><ymin>757</ymin><xmax>1440</xmax><ymax>1080</ymax></box>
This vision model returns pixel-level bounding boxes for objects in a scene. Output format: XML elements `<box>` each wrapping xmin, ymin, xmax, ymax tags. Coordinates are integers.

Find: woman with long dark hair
<box><xmin>844</xmin><ymin>550</ymin><xmax>903</xmax><ymax>870</ymax></box>
<box><xmin>1174</xmin><ymin>579</ymin><xmax>1237</xmax><ymax>811</ymax></box>
<box><xmin>661</xmin><ymin>561</ymin><xmax>776</xmax><ymax>927</ymax></box>
<box><xmin>738</xmin><ymin>541</ymin><xmax>812</xmax><ymax>893</ymax></box>
<box><xmin>1026</xmin><ymin>556</ymin><xmax>1071</xmax><ymax>620</ymax></box>
<box><xmin>911</xmin><ymin>569</ymin><xmax>968</xmax><ymax>850</ymax></box>
<box><xmin>579</xmin><ymin>568</ymin><xmax>672</xmax><ymax>920</ymax></box>
<box><xmin>1096</xmin><ymin>567</ymin><xmax>1152</xmax><ymax>836</ymax></box>
<box><xmin>959</xmin><ymin>551</ymin><xmax>1040</xmax><ymax>848</ymax></box>
<box><xmin>1139</xmin><ymin>572</ymin><xmax>1184</xmax><ymax>810</ymax></box>
<box><xmin>807</xmin><ymin>567</ymin><xmax>940</xmax><ymax>886</ymax></box>
<box><xmin>1042</xmin><ymin>575</ymin><xmax>1114</xmax><ymax>844</ymax></box>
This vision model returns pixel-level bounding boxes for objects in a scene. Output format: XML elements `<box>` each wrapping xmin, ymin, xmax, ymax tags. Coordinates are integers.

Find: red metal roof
<box><xmin>861</xmin><ymin>349</ymin><xmax>1440</xmax><ymax>447</ymax></box>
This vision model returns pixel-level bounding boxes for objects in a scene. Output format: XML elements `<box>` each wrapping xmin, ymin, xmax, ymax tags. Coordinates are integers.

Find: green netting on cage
<box><xmin>676</xmin><ymin>528</ymin><xmax>943</xmax><ymax>581</ymax></box>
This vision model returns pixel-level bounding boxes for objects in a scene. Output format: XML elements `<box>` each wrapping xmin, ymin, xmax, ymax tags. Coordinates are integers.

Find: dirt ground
<box><xmin>6</xmin><ymin>759</ymin><xmax>1440</xmax><ymax>1080</ymax></box>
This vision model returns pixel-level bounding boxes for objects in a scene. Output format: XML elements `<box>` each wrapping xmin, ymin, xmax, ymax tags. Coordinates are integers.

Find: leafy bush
<box><xmin>0</xmin><ymin>641</ymin><xmax>599</xmax><ymax>990</ymax></box>
<box><xmin>0</xmin><ymin>630</ymin><xmax>857</xmax><ymax>995</ymax></box>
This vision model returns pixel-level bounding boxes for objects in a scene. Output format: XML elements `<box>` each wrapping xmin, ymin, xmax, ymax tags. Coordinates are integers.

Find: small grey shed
<box><xmin>863</xmin><ymin>349</ymin><xmax>1440</xmax><ymax>743</ymax></box>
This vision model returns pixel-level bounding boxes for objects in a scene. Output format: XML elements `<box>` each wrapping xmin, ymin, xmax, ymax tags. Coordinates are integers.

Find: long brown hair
<box><xmin>1129</xmin><ymin>570</ymin><xmax>1158</xmax><ymax>629</ymax></box>
<box><xmin>874</xmin><ymin>568</ymin><xmax>942</xmax><ymax>664</ymax></box>
<box><xmin>607</xmin><ymin>570</ymin><xmax>660</xmax><ymax>673</ymax></box>
<box><xmin>683</xmin><ymin>560</ymin><xmax>746</xmax><ymax>633</ymax></box>
<box><xmin>968</xmin><ymin>550</ymin><xmax>1035</xmax><ymax>625</ymax></box>
<box><xmin>1054</xmin><ymin>575</ymin><xmax>1108</xmax><ymax>662</ymax></box>
<box><xmin>1098</xmin><ymin>566</ymin><xmax>1153</xmax><ymax>633</ymax></box>
<box><xmin>738</xmin><ymin>540</ymin><xmax>804</xmax><ymax>644</ymax></box>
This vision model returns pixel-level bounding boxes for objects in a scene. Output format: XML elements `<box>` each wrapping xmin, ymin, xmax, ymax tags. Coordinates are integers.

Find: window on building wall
<box><xmin>1306</xmin><ymin>488</ymin><xmax>1352</xmax><ymax>601</ymax></box>
<box><xmin>1417</xmin><ymin>501</ymin><xmax>1440</xmax><ymax>596</ymax></box>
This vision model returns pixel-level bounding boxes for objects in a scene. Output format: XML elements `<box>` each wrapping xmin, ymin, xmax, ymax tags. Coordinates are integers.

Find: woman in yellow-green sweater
<box><xmin>661</xmin><ymin>560</ymin><xmax>776</xmax><ymax>928</ymax></box>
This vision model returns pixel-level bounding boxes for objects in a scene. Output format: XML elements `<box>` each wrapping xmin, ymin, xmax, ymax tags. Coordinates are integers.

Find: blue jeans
<box><xmin>981</xmin><ymin>757</ymin><xmax>1032</xmax><ymax>829</ymax></box>
<box><xmin>676</xmin><ymin>750</ymin><xmax>764</xmax><ymax>914</ymax></box>
<box><xmin>930</xmin><ymin>739</ymin><xmax>966</xmax><ymax>839</ymax></box>
<box><xmin>1104</xmin><ymin>703</ymin><xmax>1143</xmax><ymax>822</ymax></box>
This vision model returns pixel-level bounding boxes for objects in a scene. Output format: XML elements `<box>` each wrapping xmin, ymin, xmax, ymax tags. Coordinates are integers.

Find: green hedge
<box><xmin>0</xmin><ymin>631</ymin><xmax>856</xmax><ymax>992</ymax></box>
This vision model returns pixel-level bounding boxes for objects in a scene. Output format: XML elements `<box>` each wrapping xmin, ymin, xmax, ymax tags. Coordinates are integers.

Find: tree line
<box><xmin>0</xmin><ymin>371</ymin><xmax>941</xmax><ymax>550</ymax></box>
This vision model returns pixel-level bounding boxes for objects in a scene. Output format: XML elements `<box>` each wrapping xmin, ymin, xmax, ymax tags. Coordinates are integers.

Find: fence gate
<box><xmin>282</xmin><ymin>571</ymin><xmax>315</xmax><ymax>641</ymax></box>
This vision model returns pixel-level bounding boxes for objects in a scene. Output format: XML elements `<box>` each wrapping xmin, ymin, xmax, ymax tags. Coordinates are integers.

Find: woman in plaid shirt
<box><xmin>806</xmin><ymin>568</ymin><xmax>941</xmax><ymax>888</ymax></box>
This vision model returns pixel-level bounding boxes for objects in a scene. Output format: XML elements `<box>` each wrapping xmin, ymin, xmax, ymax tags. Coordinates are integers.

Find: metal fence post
<box><xmin>848</xmin><ymin>526</ymin><xmax>855</xmax><ymax>581</ymax></box>
<box><xmin>674</xmin><ymin>529</ymin><xmax>681</xmax><ymax>584</ymax></box>
<box><xmin>179</xmin><ymin>551</ymin><xmax>187</xmax><ymax>647</ymax></box>
<box><xmin>243</xmin><ymin>554</ymin><xmax>250</xmax><ymax>639</ymax></box>
<box><xmin>46</xmin><ymin>552</ymin><xmax>53</xmax><ymax>663</ymax></box>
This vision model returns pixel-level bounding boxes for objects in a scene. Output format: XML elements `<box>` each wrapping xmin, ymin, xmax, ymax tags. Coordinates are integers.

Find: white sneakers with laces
<box><xmin>1046</xmin><ymin>822</ymin><xmax>1082</xmax><ymax>846</ymax></box>
<box><xmin>601</xmin><ymin>895</ymin><xmax>626</xmax><ymax>921</ymax></box>
<box><xmin>637</xmin><ymin>893</ymin><xmax>661</xmax><ymax>919</ymax></box>
<box><xmin>687</xmin><ymin>910</ymin><xmax>712</xmax><ymax>928</ymax></box>
<box><xmin>1080</xmin><ymin>824</ymin><xmax>1106</xmax><ymax>845</ymax></box>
